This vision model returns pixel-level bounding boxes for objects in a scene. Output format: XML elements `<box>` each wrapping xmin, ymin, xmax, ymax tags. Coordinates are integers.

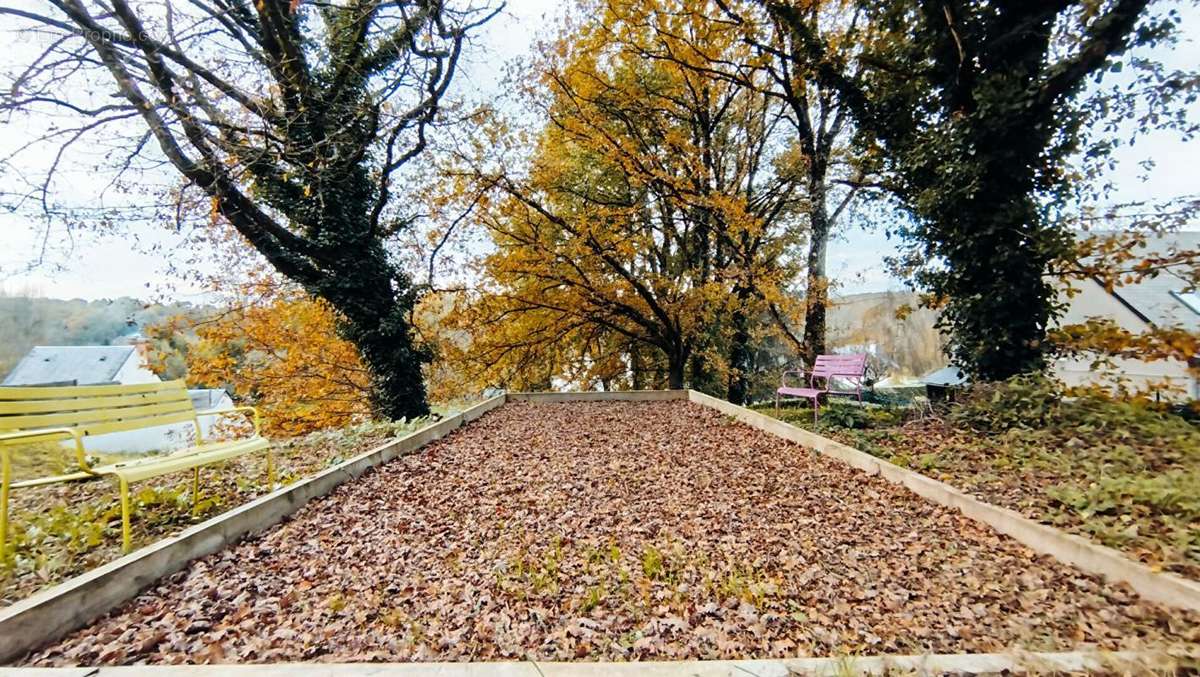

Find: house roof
<box><xmin>922</xmin><ymin>365</ymin><xmax>969</xmax><ymax>386</ymax></box>
<box><xmin>188</xmin><ymin>389</ymin><xmax>231</xmax><ymax>411</ymax></box>
<box><xmin>1101</xmin><ymin>231</ymin><xmax>1200</xmax><ymax>332</ymax></box>
<box><xmin>1</xmin><ymin>345</ymin><xmax>136</xmax><ymax>386</ymax></box>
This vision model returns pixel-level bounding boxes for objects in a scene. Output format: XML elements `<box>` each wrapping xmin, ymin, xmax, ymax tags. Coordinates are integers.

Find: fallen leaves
<box><xmin>23</xmin><ymin>402</ymin><xmax>1200</xmax><ymax>666</ymax></box>
<box><xmin>760</xmin><ymin>402</ymin><xmax>1200</xmax><ymax>581</ymax></box>
<box><xmin>1</xmin><ymin>423</ymin><xmax>407</xmax><ymax>606</ymax></box>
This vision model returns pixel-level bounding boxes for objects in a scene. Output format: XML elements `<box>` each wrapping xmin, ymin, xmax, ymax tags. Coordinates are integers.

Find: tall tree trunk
<box><xmin>940</xmin><ymin>190</ymin><xmax>1055</xmax><ymax>381</ymax></box>
<box><xmin>726</xmin><ymin>284</ymin><xmax>754</xmax><ymax>404</ymax></box>
<box><xmin>341</xmin><ymin>307</ymin><xmax>430</xmax><ymax>420</ymax></box>
<box><xmin>802</xmin><ymin>176</ymin><xmax>830</xmax><ymax>365</ymax></box>
<box><xmin>630</xmin><ymin>344</ymin><xmax>645</xmax><ymax>390</ymax></box>
<box><xmin>667</xmin><ymin>348</ymin><xmax>687</xmax><ymax>390</ymax></box>
<box><xmin>309</xmin><ymin>243</ymin><xmax>430</xmax><ymax>421</ymax></box>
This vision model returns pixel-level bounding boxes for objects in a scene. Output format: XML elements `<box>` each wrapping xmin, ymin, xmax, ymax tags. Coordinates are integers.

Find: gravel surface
<box><xmin>24</xmin><ymin>401</ymin><xmax>1200</xmax><ymax>665</ymax></box>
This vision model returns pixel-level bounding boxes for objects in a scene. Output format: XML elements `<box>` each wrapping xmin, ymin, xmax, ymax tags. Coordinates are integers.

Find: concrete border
<box><xmin>0</xmin><ymin>649</ymin><xmax>1188</xmax><ymax>675</ymax></box>
<box><xmin>0</xmin><ymin>395</ymin><xmax>507</xmax><ymax>665</ymax></box>
<box><xmin>507</xmin><ymin>390</ymin><xmax>686</xmax><ymax>403</ymax></box>
<box><xmin>686</xmin><ymin>389</ymin><xmax>1200</xmax><ymax>612</ymax></box>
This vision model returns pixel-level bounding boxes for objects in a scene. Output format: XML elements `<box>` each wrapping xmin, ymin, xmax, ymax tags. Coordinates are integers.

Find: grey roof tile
<box><xmin>1</xmin><ymin>345</ymin><xmax>136</xmax><ymax>386</ymax></box>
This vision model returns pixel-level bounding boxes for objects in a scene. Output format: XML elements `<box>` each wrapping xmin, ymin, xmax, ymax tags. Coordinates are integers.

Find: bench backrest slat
<box><xmin>810</xmin><ymin>353</ymin><xmax>868</xmax><ymax>379</ymax></box>
<box><xmin>0</xmin><ymin>389</ymin><xmax>190</xmax><ymax>415</ymax></box>
<box><xmin>0</xmin><ymin>381</ymin><xmax>172</xmax><ymax>400</ymax></box>
<box><xmin>0</xmin><ymin>380</ymin><xmax>197</xmax><ymax>439</ymax></box>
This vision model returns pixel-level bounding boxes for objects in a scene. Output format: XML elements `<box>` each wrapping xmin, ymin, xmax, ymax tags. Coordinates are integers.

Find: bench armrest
<box><xmin>780</xmin><ymin>369</ymin><xmax>807</xmax><ymax>389</ymax></box>
<box><xmin>196</xmin><ymin>406</ymin><xmax>262</xmax><ymax>436</ymax></box>
<box><xmin>0</xmin><ymin>427</ymin><xmax>93</xmax><ymax>473</ymax></box>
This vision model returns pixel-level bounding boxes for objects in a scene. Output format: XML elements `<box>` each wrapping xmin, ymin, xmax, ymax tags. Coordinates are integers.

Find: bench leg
<box><xmin>812</xmin><ymin>395</ymin><xmax>819</xmax><ymax>423</ymax></box>
<box><xmin>192</xmin><ymin>467</ymin><xmax>200</xmax><ymax>514</ymax></box>
<box><xmin>266</xmin><ymin>448</ymin><xmax>276</xmax><ymax>490</ymax></box>
<box><xmin>119</xmin><ymin>477</ymin><xmax>132</xmax><ymax>554</ymax></box>
<box><xmin>1</xmin><ymin>449</ymin><xmax>10</xmax><ymax>567</ymax></box>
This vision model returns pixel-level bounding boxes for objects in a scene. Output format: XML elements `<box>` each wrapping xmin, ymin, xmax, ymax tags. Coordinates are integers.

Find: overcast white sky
<box><xmin>0</xmin><ymin>0</ymin><xmax>1196</xmax><ymax>301</ymax></box>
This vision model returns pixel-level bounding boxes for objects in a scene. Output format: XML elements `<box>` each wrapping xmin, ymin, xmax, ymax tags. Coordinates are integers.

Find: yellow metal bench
<box><xmin>0</xmin><ymin>379</ymin><xmax>272</xmax><ymax>559</ymax></box>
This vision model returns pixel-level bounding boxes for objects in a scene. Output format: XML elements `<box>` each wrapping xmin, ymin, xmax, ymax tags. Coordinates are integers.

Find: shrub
<box><xmin>821</xmin><ymin>402</ymin><xmax>871</xmax><ymax>429</ymax></box>
<box><xmin>951</xmin><ymin>373</ymin><xmax>1064</xmax><ymax>432</ymax></box>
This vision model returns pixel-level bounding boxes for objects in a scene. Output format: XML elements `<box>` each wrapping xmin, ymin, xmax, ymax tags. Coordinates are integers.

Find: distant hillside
<box><xmin>0</xmin><ymin>295</ymin><xmax>210</xmax><ymax>378</ymax></box>
<box><xmin>827</xmin><ymin>290</ymin><xmax>945</xmax><ymax>377</ymax></box>
<box><xmin>0</xmin><ymin>291</ymin><xmax>947</xmax><ymax>389</ymax></box>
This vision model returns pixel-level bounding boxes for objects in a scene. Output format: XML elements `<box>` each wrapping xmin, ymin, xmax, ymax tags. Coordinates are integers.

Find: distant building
<box><xmin>112</xmin><ymin>318</ymin><xmax>158</xmax><ymax>367</ymax></box>
<box><xmin>1</xmin><ymin>345</ymin><xmax>157</xmax><ymax>388</ymax></box>
<box><xmin>1055</xmin><ymin>231</ymin><xmax>1199</xmax><ymax>400</ymax></box>
<box><xmin>1</xmin><ymin>345</ymin><xmax>229</xmax><ymax>453</ymax></box>
<box><xmin>188</xmin><ymin>388</ymin><xmax>233</xmax><ymax>413</ymax></box>
<box><xmin>922</xmin><ymin>366</ymin><xmax>969</xmax><ymax>387</ymax></box>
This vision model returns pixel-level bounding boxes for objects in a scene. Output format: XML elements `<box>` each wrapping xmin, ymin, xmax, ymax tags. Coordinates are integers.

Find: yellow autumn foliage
<box><xmin>442</xmin><ymin>0</ymin><xmax>810</xmax><ymax>395</ymax></box>
<box><xmin>182</xmin><ymin>287</ymin><xmax>373</xmax><ymax>437</ymax></box>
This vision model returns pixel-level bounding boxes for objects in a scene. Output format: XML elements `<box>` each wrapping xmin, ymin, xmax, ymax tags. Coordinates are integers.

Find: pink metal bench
<box><xmin>775</xmin><ymin>353</ymin><xmax>868</xmax><ymax>421</ymax></box>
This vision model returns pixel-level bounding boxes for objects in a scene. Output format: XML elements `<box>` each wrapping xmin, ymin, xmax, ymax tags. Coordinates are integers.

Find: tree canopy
<box><xmin>2</xmin><ymin>0</ymin><xmax>1196</xmax><ymax>410</ymax></box>
<box><xmin>1</xmin><ymin>0</ymin><xmax>499</xmax><ymax>418</ymax></box>
<box><xmin>759</xmin><ymin>0</ymin><xmax>1196</xmax><ymax>380</ymax></box>
<box><xmin>444</xmin><ymin>0</ymin><xmax>811</xmax><ymax>399</ymax></box>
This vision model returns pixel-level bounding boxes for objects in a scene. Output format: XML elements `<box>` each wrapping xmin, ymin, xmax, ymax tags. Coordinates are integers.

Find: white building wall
<box><xmin>1053</xmin><ymin>280</ymin><xmax>1197</xmax><ymax>399</ymax></box>
<box><xmin>72</xmin><ymin>352</ymin><xmax>199</xmax><ymax>455</ymax></box>
<box><xmin>194</xmin><ymin>391</ymin><xmax>234</xmax><ymax>441</ymax></box>
<box><xmin>111</xmin><ymin>353</ymin><xmax>160</xmax><ymax>384</ymax></box>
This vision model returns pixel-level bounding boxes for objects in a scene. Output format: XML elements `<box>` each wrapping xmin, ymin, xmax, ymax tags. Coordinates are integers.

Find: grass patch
<box><xmin>1</xmin><ymin>416</ymin><xmax>441</xmax><ymax>606</ymax></box>
<box><xmin>755</xmin><ymin>376</ymin><xmax>1200</xmax><ymax>580</ymax></box>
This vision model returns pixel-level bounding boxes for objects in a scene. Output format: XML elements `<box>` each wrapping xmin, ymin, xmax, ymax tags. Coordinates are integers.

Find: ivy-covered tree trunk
<box><xmin>930</xmin><ymin>213</ymin><xmax>1060</xmax><ymax>380</ymax></box>
<box><xmin>668</xmin><ymin>361</ymin><xmax>685</xmax><ymax>390</ymax></box>
<box><xmin>668</xmin><ymin>347</ymin><xmax>689</xmax><ymax>390</ymax></box>
<box><xmin>2</xmin><ymin>1</ymin><xmax>495</xmax><ymax>420</ymax></box>
<box><xmin>801</xmin><ymin>174</ymin><xmax>831</xmax><ymax>365</ymax></box>
<box><xmin>726</xmin><ymin>284</ymin><xmax>754</xmax><ymax>405</ymax></box>
<box><xmin>766</xmin><ymin>0</ymin><xmax>1160</xmax><ymax>381</ymax></box>
<box><xmin>312</xmin><ymin>251</ymin><xmax>430</xmax><ymax>419</ymax></box>
<box><xmin>919</xmin><ymin>124</ymin><xmax>1066</xmax><ymax>379</ymax></box>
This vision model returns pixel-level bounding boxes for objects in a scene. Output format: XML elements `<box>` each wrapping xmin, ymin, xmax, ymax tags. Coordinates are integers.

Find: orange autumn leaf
<box><xmin>182</xmin><ymin>287</ymin><xmax>373</xmax><ymax>436</ymax></box>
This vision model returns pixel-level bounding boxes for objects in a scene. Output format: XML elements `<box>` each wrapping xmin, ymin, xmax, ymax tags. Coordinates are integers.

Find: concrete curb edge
<box><xmin>0</xmin><ymin>649</ymin><xmax>1192</xmax><ymax>675</ymax></box>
